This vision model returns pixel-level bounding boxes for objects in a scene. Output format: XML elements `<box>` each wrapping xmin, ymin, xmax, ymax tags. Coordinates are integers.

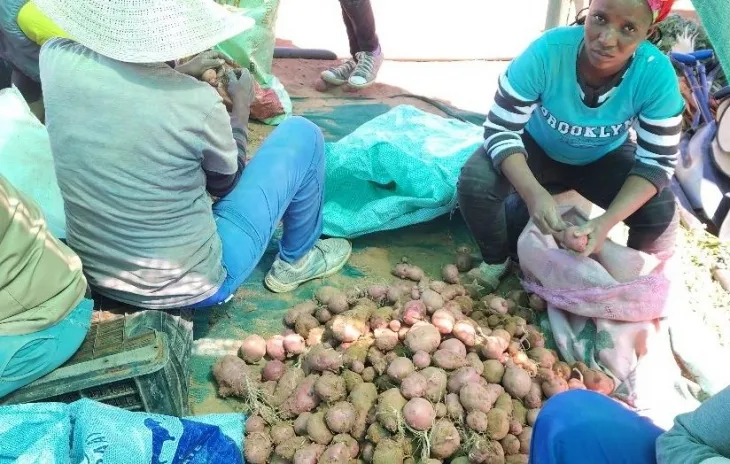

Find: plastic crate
<box><xmin>1</xmin><ymin>310</ymin><xmax>193</xmax><ymax>417</ymax></box>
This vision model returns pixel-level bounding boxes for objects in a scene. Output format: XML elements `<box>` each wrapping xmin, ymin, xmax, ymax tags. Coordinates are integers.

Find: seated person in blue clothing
<box><xmin>0</xmin><ymin>175</ymin><xmax>92</xmax><ymax>399</ymax></box>
<box><xmin>458</xmin><ymin>0</ymin><xmax>683</xmax><ymax>289</ymax></box>
<box><xmin>531</xmin><ymin>388</ymin><xmax>730</xmax><ymax>464</ymax></box>
<box><xmin>34</xmin><ymin>0</ymin><xmax>352</xmax><ymax>311</ymax></box>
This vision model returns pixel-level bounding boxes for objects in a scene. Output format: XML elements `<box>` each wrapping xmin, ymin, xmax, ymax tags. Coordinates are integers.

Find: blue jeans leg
<box><xmin>0</xmin><ymin>298</ymin><xmax>93</xmax><ymax>398</ymax></box>
<box><xmin>191</xmin><ymin>116</ymin><xmax>325</xmax><ymax>308</ymax></box>
<box><xmin>530</xmin><ymin>390</ymin><xmax>664</xmax><ymax>464</ymax></box>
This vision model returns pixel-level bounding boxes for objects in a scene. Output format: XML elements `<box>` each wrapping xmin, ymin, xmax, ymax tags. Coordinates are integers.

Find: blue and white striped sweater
<box><xmin>483</xmin><ymin>26</ymin><xmax>684</xmax><ymax>191</ymax></box>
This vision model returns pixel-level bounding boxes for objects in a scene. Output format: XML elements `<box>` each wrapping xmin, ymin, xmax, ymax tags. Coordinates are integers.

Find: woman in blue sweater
<box><xmin>458</xmin><ymin>0</ymin><xmax>683</xmax><ymax>288</ymax></box>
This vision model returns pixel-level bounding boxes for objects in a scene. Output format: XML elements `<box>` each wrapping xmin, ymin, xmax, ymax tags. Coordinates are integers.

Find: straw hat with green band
<box><xmin>30</xmin><ymin>0</ymin><xmax>254</xmax><ymax>63</ymax></box>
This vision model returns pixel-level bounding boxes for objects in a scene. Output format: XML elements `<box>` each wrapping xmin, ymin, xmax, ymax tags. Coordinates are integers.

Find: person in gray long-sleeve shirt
<box><xmin>36</xmin><ymin>0</ymin><xmax>352</xmax><ymax>310</ymax></box>
<box><xmin>656</xmin><ymin>386</ymin><xmax>730</xmax><ymax>464</ymax></box>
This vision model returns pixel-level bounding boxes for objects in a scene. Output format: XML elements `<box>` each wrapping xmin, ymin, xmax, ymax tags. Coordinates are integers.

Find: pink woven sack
<box><xmin>517</xmin><ymin>205</ymin><xmax>698</xmax><ymax>428</ymax></box>
<box><xmin>518</xmin><ymin>206</ymin><xmax>680</xmax><ymax>322</ymax></box>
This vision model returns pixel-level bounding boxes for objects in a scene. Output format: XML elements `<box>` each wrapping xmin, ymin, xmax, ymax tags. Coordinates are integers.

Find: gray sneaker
<box><xmin>264</xmin><ymin>238</ymin><xmax>353</xmax><ymax>293</ymax></box>
<box><xmin>321</xmin><ymin>59</ymin><xmax>357</xmax><ymax>86</ymax></box>
<box><xmin>348</xmin><ymin>51</ymin><xmax>383</xmax><ymax>89</ymax></box>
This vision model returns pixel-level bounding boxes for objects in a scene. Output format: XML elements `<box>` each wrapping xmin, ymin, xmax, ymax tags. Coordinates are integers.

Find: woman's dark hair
<box><xmin>571</xmin><ymin>4</ymin><xmax>663</xmax><ymax>44</ymax></box>
<box><xmin>571</xmin><ymin>6</ymin><xmax>590</xmax><ymax>26</ymax></box>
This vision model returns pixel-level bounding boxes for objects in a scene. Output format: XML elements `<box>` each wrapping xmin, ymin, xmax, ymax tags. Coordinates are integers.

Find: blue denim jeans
<box><xmin>0</xmin><ymin>298</ymin><xmax>93</xmax><ymax>399</ymax></box>
<box><xmin>530</xmin><ymin>390</ymin><xmax>664</xmax><ymax>464</ymax></box>
<box><xmin>191</xmin><ymin>117</ymin><xmax>325</xmax><ymax>308</ymax></box>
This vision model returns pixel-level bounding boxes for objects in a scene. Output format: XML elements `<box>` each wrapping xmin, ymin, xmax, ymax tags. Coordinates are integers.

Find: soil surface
<box><xmin>245</xmin><ymin>57</ymin><xmax>504</xmax><ymax>155</ymax></box>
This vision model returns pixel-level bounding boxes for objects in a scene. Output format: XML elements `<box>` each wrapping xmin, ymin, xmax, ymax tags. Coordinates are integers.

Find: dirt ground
<box><xmin>247</xmin><ymin>56</ymin><xmax>504</xmax><ymax>153</ymax></box>
<box><xmin>272</xmin><ymin>58</ymin><xmax>501</xmax><ymax>109</ymax></box>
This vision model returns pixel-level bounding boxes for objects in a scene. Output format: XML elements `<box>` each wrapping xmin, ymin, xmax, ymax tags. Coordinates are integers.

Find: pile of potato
<box><xmin>212</xmin><ymin>249</ymin><xmax>614</xmax><ymax>463</ymax></box>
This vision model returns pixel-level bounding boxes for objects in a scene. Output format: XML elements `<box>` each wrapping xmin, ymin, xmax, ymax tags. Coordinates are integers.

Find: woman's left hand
<box><xmin>176</xmin><ymin>51</ymin><xmax>225</xmax><ymax>79</ymax></box>
<box><xmin>572</xmin><ymin>215</ymin><xmax>614</xmax><ymax>257</ymax></box>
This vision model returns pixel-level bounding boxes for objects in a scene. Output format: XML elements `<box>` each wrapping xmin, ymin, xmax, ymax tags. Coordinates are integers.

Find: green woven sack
<box><xmin>214</xmin><ymin>0</ymin><xmax>291</xmax><ymax>124</ymax></box>
<box><xmin>322</xmin><ymin>105</ymin><xmax>483</xmax><ymax>238</ymax></box>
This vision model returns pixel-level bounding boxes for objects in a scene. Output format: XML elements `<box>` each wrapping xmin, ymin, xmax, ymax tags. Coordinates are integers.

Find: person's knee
<box><xmin>278</xmin><ymin>116</ymin><xmax>324</xmax><ymax>162</ymax></box>
<box><xmin>457</xmin><ymin>147</ymin><xmax>505</xmax><ymax>201</ymax></box>
<box><xmin>644</xmin><ymin>188</ymin><xmax>677</xmax><ymax>222</ymax></box>
<box><xmin>281</xmin><ymin>116</ymin><xmax>322</xmax><ymax>140</ymax></box>
<box><xmin>533</xmin><ymin>390</ymin><xmax>660</xmax><ymax>464</ymax></box>
<box><xmin>626</xmin><ymin>188</ymin><xmax>678</xmax><ymax>243</ymax></box>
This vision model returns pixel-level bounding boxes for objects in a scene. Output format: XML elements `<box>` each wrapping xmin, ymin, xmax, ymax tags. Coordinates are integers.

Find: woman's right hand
<box><xmin>524</xmin><ymin>187</ymin><xmax>568</xmax><ymax>235</ymax></box>
<box><xmin>500</xmin><ymin>153</ymin><xmax>567</xmax><ymax>235</ymax></box>
<box><xmin>226</xmin><ymin>69</ymin><xmax>255</xmax><ymax>106</ymax></box>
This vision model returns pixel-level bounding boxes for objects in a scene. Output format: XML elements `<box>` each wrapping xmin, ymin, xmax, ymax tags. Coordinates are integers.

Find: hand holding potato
<box><xmin>572</xmin><ymin>215</ymin><xmax>613</xmax><ymax>257</ymax></box>
<box><xmin>175</xmin><ymin>50</ymin><xmax>225</xmax><ymax>78</ymax></box>
<box><xmin>524</xmin><ymin>188</ymin><xmax>568</xmax><ymax>236</ymax></box>
<box><xmin>226</xmin><ymin>68</ymin><xmax>255</xmax><ymax>107</ymax></box>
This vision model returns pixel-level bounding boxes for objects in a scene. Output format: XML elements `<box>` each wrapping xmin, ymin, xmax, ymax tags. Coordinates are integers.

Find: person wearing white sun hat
<box><xmin>35</xmin><ymin>0</ymin><xmax>353</xmax><ymax>310</ymax></box>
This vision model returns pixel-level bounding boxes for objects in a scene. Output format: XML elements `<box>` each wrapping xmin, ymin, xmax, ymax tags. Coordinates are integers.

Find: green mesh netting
<box><xmin>320</xmin><ymin>104</ymin><xmax>484</xmax><ymax>238</ymax></box>
<box><xmin>691</xmin><ymin>0</ymin><xmax>730</xmax><ymax>81</ymax></box>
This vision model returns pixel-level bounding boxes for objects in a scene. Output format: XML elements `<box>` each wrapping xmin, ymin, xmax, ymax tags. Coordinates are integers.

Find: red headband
<box><xmin>646</xmin><ymin>0</ymin><xmax>675</xmax><ymax>23</ymax></box>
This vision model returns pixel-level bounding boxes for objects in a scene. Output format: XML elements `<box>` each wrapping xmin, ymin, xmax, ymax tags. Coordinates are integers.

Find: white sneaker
<box><xmin>264</xmin><ymin>238</ymin><xmax>353</xmax><ymax>293</ymax></box>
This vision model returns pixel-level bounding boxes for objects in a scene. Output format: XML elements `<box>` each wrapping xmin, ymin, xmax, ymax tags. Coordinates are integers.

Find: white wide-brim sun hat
<box><xmin>31</xmin><ymin>0</ymin><xmax>255</xmax><ymax>63</ymax></box>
